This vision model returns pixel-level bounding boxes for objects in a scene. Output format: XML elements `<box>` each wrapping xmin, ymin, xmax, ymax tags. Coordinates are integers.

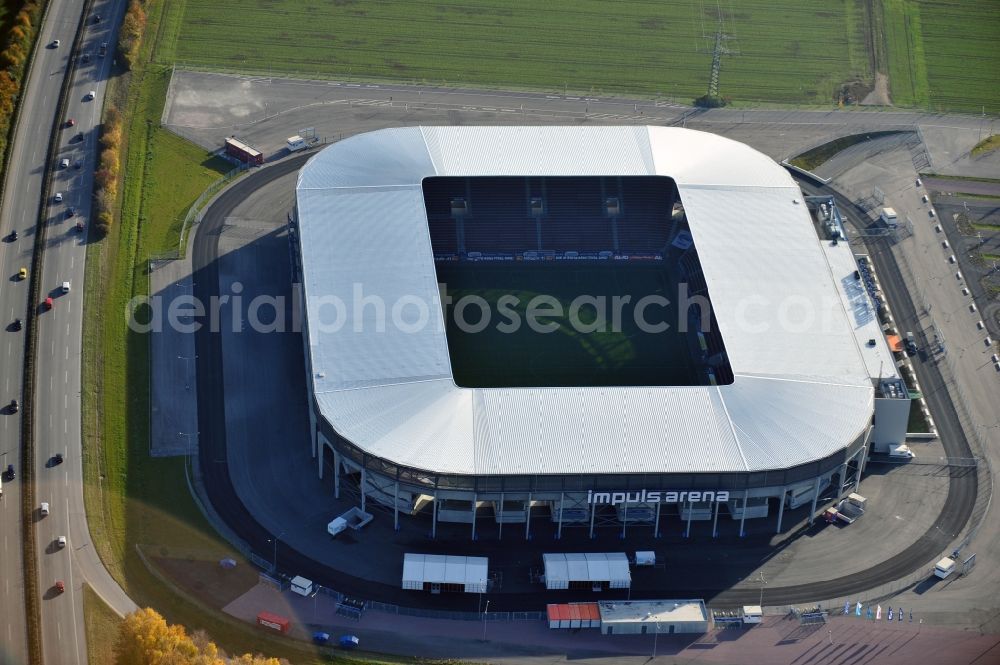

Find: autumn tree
<box><xmin>114</xmin><ymin>608</ymin><xmax>287</xmax><ymax>665</ymax></box>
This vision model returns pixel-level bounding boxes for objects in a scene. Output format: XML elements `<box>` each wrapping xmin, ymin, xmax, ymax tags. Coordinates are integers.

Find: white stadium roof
<box><xmin>295</xmin><ymin>126</ymin><xmax>875</xmax><ymax>477</ymax></box>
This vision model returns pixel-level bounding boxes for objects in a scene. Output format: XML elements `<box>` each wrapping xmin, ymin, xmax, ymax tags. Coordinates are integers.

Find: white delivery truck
<box><xmin>934</xmin><ymin>557</ymin><xmax>956</xmax><ymax>579</ymax></box>
<box><xmin>741</xmin><ymin>606</ymin><xmax>763</xmax><ymax>624</ymax></box>
<box><xmin>286</xmin><ymin>135</ymin><xmax>306</xmax><ymax>152</ymax></box>
<box><xmin>879</xmin><ymin>207</ymin><xmax>898</xmax><ymax>229</ymax></box>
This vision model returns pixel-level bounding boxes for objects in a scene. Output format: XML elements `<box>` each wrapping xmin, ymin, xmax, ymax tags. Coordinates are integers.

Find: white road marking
<box><xmin>66</xmin><ymin>496</ymin><xmax>82</xmax><ymax>665</ymax></box>
<box><xmin>65</xmin><ymin>347</ymin><xmax>69</xmax><ymax>360</ymax></box>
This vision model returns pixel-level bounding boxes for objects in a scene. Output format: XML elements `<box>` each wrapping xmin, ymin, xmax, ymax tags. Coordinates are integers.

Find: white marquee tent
<box><xmin>543</xmin><ymin>552</ymin><xmax>631</xmax><ymax>590</ymax></box>
<box><xmin>401</xmin><ymin>553</ymin><xmax>488</xmax><ymax>593</ymax></box>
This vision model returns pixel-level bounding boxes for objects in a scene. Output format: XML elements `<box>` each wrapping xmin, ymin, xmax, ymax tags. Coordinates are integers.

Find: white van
<box><xmin>40</xmin><ymin>502</ymin><xmax>50</xmax><ymax>516</ymax></box>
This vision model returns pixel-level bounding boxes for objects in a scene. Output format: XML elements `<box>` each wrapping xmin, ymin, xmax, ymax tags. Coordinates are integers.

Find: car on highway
<box><xmin>54</xmin><ymin>580</ymin><xmax>65</xmax><ymax>593</ymax></box>
<box><xmin>66</xmin><ymin>207</ymin><xmax>76</xmax><ymax>218</ymax></box>
<box><xmin>41</xmin><ymin>502</ymin><xmax>50</xmax><ymax>516</ymax></box>
<box><xmin>75</xmin><ymin>220</ymin><xmax>84</xmax><ymax>232</ymax></box>
<box><xmin>65</xmin><ymin>118</ymin><xmax>75</xmax><ymax>127</ymax></box>
<box><xmin>93</xmin><ymin>13</ymin><xmax>101</xmax><ymax>23</ymax></box>
<box><xmin>9</xmin><ymin>399</ymin><xmax>18</xmax><ymax>413</ymax></box>
<box><xmin>61</xmin><ymin>281</ymin><xmax>71</xmax><ymax>293</ymax></box>
<box><xmin>44</xmin><ymin>297</ymin><xmax>53</xmax><ymax>310</ymax></box>
<box><xmin>81</xmin><ymin>53</ymin><xmax>91</xmax><ymax>64</ymax></box>
<box><xmin>51</xmin><ymin>453</ymin><xmax>63</xmax><ymax>465</ymax></box>
<box><xmin>85</xmin><ymin>90</ymin><xmax>96</xmax><ymax>101</ymax></box>
<box><xmin>18</xmin><ymin>267</ymin><xmax>28</xmax><ymax>280</ymax></box>
<box><xmin>59</xmin><ymin>158</ymin><xmax>70</xmax><ymax>169</ymax></box>
<box><xmin>8</xmin><ymin>229</ymin><xmax>16</xmax><ymax>241</ymax></box>
<box><xmin>74</xmin><ymin>159</ymin><xmax>83</xmax><ymax>170</ymax></box>
<box><xmin>57</xmin><ymin>536</ymin><xmax>67</xmax><ymax>548</ymax></box>
<box><xmin>4</xmin><ymin>464</ymin><xmax>13</xmax><ymax>480</ymax></box>
<box><xmin>54</xmin><ymin>192</ymin><xmax>63</xmax><ymax>203</ymax></box>
<box><xmin>99</xmin><ymin>42</ymin><xmax>108</xmax><ymax>57</ymax></box>
<box><xmin>50</xmin><ymin>39</ymin><xmax>60</xmax><ymax>48</ymax></box>
<box><xmin>72</xmin><ymin>132</ymin><xmax>84</xmax><ymax>143</ymax></box>
<box><xmin>12</xmin><ymin>318</ymin><xmax>22</xmax><ymax>331</ymax></box>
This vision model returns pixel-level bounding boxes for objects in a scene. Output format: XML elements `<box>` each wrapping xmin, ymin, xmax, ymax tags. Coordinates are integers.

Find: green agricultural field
<box><xmin>915</xmin><ymin>0</ymin><xmax>1000</xmax><ymax>113</ymax></box>
<box><xmin>167</xmin><ymin>0</ymin><xmax>871</xmax><ymax>104</ymax></box>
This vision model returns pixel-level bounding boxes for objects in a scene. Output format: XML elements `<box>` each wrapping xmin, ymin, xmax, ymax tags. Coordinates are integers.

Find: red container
<box><xmin>256</xmin><ymin>611</ymin><xmax>290</xmax><ymax>634</ymax></box>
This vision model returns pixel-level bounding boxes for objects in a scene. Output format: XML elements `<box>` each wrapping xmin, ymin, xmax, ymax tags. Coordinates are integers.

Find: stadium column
<box><xmin>432</xmin><ymin>490</ymin><xmax>438</xmax><ymax>539</ymax></box>
<box><xmin>589</xmin><ymin>499</ymin><xmax>596</xmax><ymax>539</ymax></box>
<box><xmin>309</xmin><ymin>403</ymin><xmax>318</xmax><ymax>459</ymax></box>
<box><xmin>654</xmin><ymin>501</ymin><xmax>661</xmax><ymax>538</ymax></box>
<box><xmin>317</xmin><ymin>438</ymin><xmax>324</xmax><ymax>480</ymax></box>
<box><xmin>621</xmin><ymin>503</ymin><xmax>628</xmax><ymax>540</ymax></box>
<box><xmin>854</xmin><ymin>445</ymin><xmax>869</xmax><ymax>494</ymax></box>
<box><xmin>776</xmin><ymin>488</ymin><xmax>787</xmax><ymax>534</ymax></box>
<box><xmin>525</xmin><ymin>492</ymin><xmax>532</xmax><ymax>539</ymax></box>
<box><xmin>333</xmin><ymin>449</ymin><xmax>341</xmax><ymax>499</ymax></box>
<box><xmin>712</xmin><ymin>500</ymin><xmax>720</xmax><ymax>538</ymax></box>
<box><xmin>685</xmin><ymin>500</ymin><xmax>693</xmax><ymax>538</ymax></box>
<box><xmin>836</xmin><ymin>462</ymin><xmax>849</xmax><ymax>499</ymax></box>
<box><xmin>498</xmin><ymin>492</ymin><xmax>504</xmax><ymax>540</ymax></box>
<box><xmin>739</xmin><ymin>490</ymin><xmax>749</xmax><ymax>537</ymax></box>
<box><xmin>808</xmin><ymin>476</ymin><xmax>822</xmax><ymax>525</ymax></box>
<box><xmin>472</xmin><ymin>493</ymin><xmax>478</xmax><ymax>540</ymax></box>
<box><xmin>360</xmin><ymin>467</ymin><xmax>367</xmax><ymax>513</ymax></box>
<box><xmin>557</xmin><ymin>492</ymin><xmax>564</xmax><ymax>539</ymax></box>
<box><xmin>394</xmin><ymin>482</ymin><xmax>400</xmax><ymax>531</ymax></box>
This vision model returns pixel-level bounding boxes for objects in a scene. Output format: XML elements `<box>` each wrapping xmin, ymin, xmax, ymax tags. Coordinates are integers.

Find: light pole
<box><xmin>652</xmin><ymin>621</ymin><xmax>661</xmax><ymax>659</ymax></box>
<box><xmin>177</xmin><ymin>354</ymin><xmax>197</xmax><ymax>391</ymax></box>
<box><xmin>268</xmin><ymin>530</ymin><xmax>286</xmax><ymax>572</ymax></box>
<box><xmin>758</xmin><ymin>571</ymin><xmax>766</xmax><ymax>608</ymax></box>
<box><xmin>481</xmin><ymin>599</ymin><xmax>490</xmax><ymax>642</ymax></box>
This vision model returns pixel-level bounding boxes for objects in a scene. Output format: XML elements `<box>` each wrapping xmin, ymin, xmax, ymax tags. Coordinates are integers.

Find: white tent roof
<box><xmin>297</xmin><ymin>126</ymin><xmax>875</xmax><ymax>477</ymax></box>
<box><xmin>401</xmin><ymin>553</ymin><xmax>488</xmax><ymax>589</ymax></box>
<box><xmin>543</xmin><ymin>552</ymin><xmax>631</xmax><ymax>584</ymax></box>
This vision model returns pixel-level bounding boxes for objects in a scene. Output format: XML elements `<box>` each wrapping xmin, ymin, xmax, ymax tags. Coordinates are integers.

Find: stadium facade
<box><xmin>292</xmin><ymin>126</ymin><xmax>910</xmax><ymax>538</ymax></box>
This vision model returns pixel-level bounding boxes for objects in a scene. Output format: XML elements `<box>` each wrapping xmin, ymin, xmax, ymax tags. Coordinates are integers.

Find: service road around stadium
<box><xmin>173</xmin><ymin>81</ymin><xmax>988</xmax><ymax>617</ymax></box>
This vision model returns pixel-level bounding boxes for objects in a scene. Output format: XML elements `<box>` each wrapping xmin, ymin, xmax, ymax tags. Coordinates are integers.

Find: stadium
<box><xmin>292</xmin><ymin>126</ymin><xmax>910</xmax><ymax>540</ymax></box>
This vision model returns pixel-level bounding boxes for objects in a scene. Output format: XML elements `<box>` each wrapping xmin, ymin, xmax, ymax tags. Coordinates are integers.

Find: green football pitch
<box><xmin>436</xmin><ymin>262</ymin><xmax>700</xmax><ymax>388</ymax></box>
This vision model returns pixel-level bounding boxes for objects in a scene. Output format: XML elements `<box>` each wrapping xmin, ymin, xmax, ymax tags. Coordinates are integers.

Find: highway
<box><xmin>0</xmin><ymin>1</ymin><xmax>135</xmax><ymax>664</ymax></box>
<box><xmin>0</xmin><ymin>1</ymin><xmax>83</xmax><ymax>660</ymax></box>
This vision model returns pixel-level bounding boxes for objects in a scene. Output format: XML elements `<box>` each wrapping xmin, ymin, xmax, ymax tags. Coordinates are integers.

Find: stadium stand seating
<box><xmin>617</xmin><ymin>176</ymin><xmax>674</xmax><ymax>253</ymax></box>
<box><xmin>539</xmin><ymin>177</ymin><xmax>612</xmax><ymax>252</ymax></box>
<box><xmin>462</xmin><ymin>177</ymin><xmax>537</xmax><ymax>253</ymax></box>
<box><xmin>423</xmin><ymin>175</ymin><xmax>682</xmax><ymax>257</ymax></box>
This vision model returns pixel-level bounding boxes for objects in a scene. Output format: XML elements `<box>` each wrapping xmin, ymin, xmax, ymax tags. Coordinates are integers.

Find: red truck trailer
<box><xmin>256</xmin><ymin>611</ymin><xmax>290</xmax><ymax>634</ymax></box>
<box><xmin>225</xmin><ymin>137</ymin><xmax>264</xmax><ymax>165</ymax></box>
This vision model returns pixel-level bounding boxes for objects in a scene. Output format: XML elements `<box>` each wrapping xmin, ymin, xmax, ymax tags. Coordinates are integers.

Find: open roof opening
<box><xmin>422</xmin><ymin>175</ymin><xmax>734</xmax><ymax>388</ymax></box>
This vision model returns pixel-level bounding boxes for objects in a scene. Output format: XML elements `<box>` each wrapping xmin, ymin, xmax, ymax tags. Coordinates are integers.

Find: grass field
<box><xmin>916</xmin><ymin>1</ymin><xmax>1000</xmax><ymax>113</ymax></box>
<box><xmin>437</xmin><ymin>262</ymin><xmax>702</xmax><ymax>387</ymax></box>
<box><xmin>83</xmin><ymin>585</ymin><xmax>122</xmax><ymax>665</ymax></box>
<box><xmin>164</xmin><ymin>0</ymin><xmax>872</xmax><ymax>105</ymax></box>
